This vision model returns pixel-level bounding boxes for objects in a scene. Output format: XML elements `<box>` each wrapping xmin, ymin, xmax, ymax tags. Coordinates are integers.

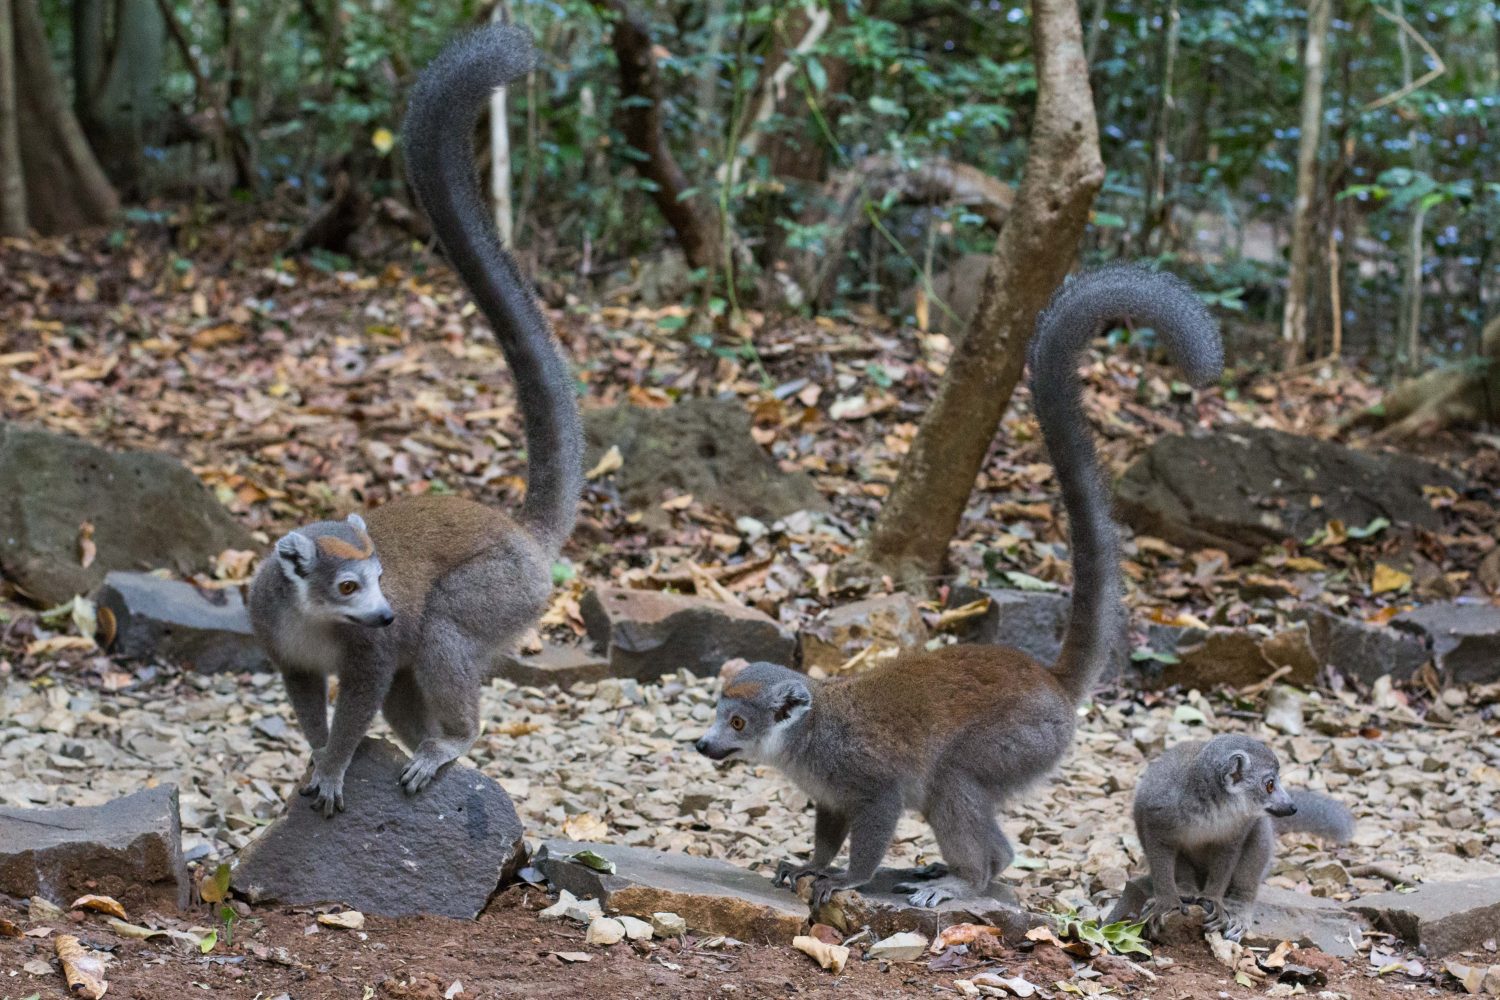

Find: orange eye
<box><xmin>730</xmin><ymin>716</ymin><xmax>746</xmax><ymax>732</ymax></box>
<box><xmin>339</xmin><ymin>580</ymin><xmax>360</xmax><ymax>596</ymax></box>
<box><xmin>1264</xmin><ymin>779</ymin><xmax>1275</xmax><ymax>794</ymax></box>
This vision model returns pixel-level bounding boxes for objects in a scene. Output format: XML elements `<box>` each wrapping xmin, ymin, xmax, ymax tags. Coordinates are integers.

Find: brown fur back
<box><xmin>364</xmin><ymin>496</ymin><xmax>523</xmax><ymax>615</ymax></box>
<box><xmin>819</xmin><ymin>644</ymin><xmax>1072</xmax><ymax>762</ymax></box>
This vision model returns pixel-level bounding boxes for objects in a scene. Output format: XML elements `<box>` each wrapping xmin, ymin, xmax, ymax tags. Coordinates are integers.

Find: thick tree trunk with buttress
<box><xmin>860</xmin><ymin>0</ymin><xmax>1103</xmax><ymax>588</ymax></box>
<box><xmin>593</xmin><ymin>0</ymin><xmax>719</xmax><ymax>270</ymax></box>
<box><xmin>10</xmin><ymin>0</ymin><xmax>118</xmax><ymax>233</ymax></box>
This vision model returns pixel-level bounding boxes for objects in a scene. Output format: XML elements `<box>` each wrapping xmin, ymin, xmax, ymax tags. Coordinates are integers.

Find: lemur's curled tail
<box><xmin>402</xmin><ymin>26</ymin><xmax>583</xmax><ymax>552</ymax></box>
<box><xmin>1028</xmin><ymin>264</ymin><xmax>1223</xmax><ymax>703</ymax></box>
<box><xmin>1275</xmin><ymin>790</ymin><xmax>1356</xmax><ymax>842</ymax></box>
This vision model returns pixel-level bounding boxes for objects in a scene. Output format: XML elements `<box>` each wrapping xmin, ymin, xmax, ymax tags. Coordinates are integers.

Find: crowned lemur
<box><xmin>249</xmin><ymin>26</ymin><xmax>582</xmax><ymax>816</ymax></box>
<box><xmin>696</xmin><ymin>265</ymin><xmax>1224</xmax><ymax>908</ymax></box>
<box><xmin>1131</xmin><ymin>733</ymin><xmax>1354</xmax><ymax>940</ymax></box>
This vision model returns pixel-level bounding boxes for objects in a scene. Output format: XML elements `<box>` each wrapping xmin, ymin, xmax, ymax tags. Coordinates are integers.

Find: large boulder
<box><xmin>945</xmin><ymin>586</ymin><xmax>1071</xmax><ymax>666</ymax></box>
<box><xmin>583</xmin><ymin>398</ymin><xmax>825</xmax><ymax>527</ymax></box>
<box><xmin>1392</xmin><ymin>603</ymin><xmax>1500</xmax><ymax>684</ymax></box>
<box><xmin>0</xmin><ymin>785</ymin><xmax>190</xmax><ymax>909</ymax></box>
<box><xmin>493</xmin><ymin>641</ymin><xmax>611</xmax><ymax>690</ymax></box>
<box><xmin>233</xmin><ymin>738</ymin><xmax>524</xmax><ymax>919</ymax></box>
<box><xmin>535</xmin><ymin>840</ymin><xmax>806</xmax><ymax>943</ymax></box>
<box><xmin>0</xmin><ymin>423</ymin><xmax>252</xmax><ymax>605</ymax></box>
<box><xmin>1349</xmin><ymin>877</ymin><xmax>1500</xmax><ymax>957</ymax></box>
<box><xmin>582</xmin><ymin>585</ymin><xmax>796</xmax><ymax>680</ymax></box>
<box><xmin>1116</xmin><ymin>427</ymin><xmax>1457</xmax><ymax>561</ymax></box>
<box><xmin>96</xmin><ymin>571</ymin><xmax>268</xmax><ymax>673</ymax></box>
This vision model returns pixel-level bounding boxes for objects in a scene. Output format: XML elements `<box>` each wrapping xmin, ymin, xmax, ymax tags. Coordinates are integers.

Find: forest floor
<box><xmin>1</xmin><ymin>215</ymin><xmax>1498</xmax><ymax>998</ymax></box>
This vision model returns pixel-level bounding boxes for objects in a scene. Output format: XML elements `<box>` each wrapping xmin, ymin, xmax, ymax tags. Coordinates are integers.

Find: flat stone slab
<box><xmin>0</xmin><ymin>785</ymin><xmax>189</xmax><ymax>909</ymax></box>
<box><xmin>812</xmin><ymin>867</ymin><xmax>1037</xmax><ymax>942</ymax></box>
<box><xmin>1107</xmin><ymin>877</ymin><xmax>1367</xmax><ymax>958</ymax></box>
<box><xmin>945</xmin><ymin>586</ymin><xmax>1071</xmax><ymax>667</ymax></box>
<box><xmin>0</xmin><ymin>421</ymin><xmax>253</xmax><ymax>605</ymax></box>
<box><xmin>535</xmin><ymin>840</ymin><xmax>806</xmax><ymax>943</ymax></box>
<box><xmin>234</xmin><ymin>738</ymin><xmax>524</xmax><ymax>919</ymax></box>
<box><xmin>97</xmin><ymin>571</ymin><xmax>268</xmax><ymax>674</ymax></box>
<box><xmin>1298</xmin><ymin>608</ymin><xmax>1430</xmax><ymax>683</ymax></box>
<box><xmin>1348</xmin><ymin>876</ymin><xmax>1500</xmax><ymax>957</ymax></box>
<box><xmin>493</xmin><ymin>641</ymin><xmax>610</xmax><ymax>690</ymax></box>
<box><xmin>799</xmin><ymin>594</ymin><xmax>928</xmax><ymax>676</ymax></box>
<box><xmin>1393</xmin><ymin>603</ymin><xmax>1500</xmax><ymax>684</ymax></box>
<box><xmin>1116</xmin><ymin>427</ymin><xmax>1457</xmax><ymax>561</ymax></box>
<box><xmin>582</xmin><ymin>398</ymin><xmax>826</xmax><ymax>529</ymax></box>
<box><xmin>581</xmin><ymin>586</ymin><xmax>796</xmax><ymax>681</ymax></box>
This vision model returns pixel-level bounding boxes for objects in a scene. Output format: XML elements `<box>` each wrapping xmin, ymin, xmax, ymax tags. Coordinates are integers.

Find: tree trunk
<box><xmin>71</xmin><ymin>0</ymin><xmax>166</xmax><ymax>194</ymax></box>
<box><xmin>1280</xmin><ymin>0</ymin><xmax>1330</xmax><ymax>368</ymax></box>
<box><xmin>0</xmin><ymin>0</ymin><xmax>25</xmax><ymax>235</ymax></box>
<box><xmin>1138</xmin><ymin>0</ymin><xmax>1179</xmax><ymax>254</ymax></box>
<box><xmin>593</xmin><ymin>0</ymin><xmax>719</xmax><ymax>270</ymax></box>
<box><xmin>11</xmin><ymin>0</ymin><xmax>118</xmax><ymax>234</ymax></box>
<box><xmin>489</xmin><ymin>2</ymin><xmax>514</xmax><ymax>248</ymax></box>
<box><xmin>861</xmin><ymin>0</ymin><xmax>1104</xmax><ymax>587</ymax></box>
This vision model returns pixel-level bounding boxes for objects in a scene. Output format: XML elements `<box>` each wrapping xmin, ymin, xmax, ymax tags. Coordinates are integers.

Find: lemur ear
<box><xmin>719</xmin><ymin>658</ymin><xmax>749</xmax><ymax>683</ymax></box>
<box><xmin>772</xmin><ymin>678</ymin><xmax>811</xmax><ymax>723</ymax></box>
<box><xmin>346</xmin><ymin>513</ymin><xmax>367</xmax><ymax>532</ymax></box>
<box><xmin>1224</xmin><ymin>751</ymin><xmax>1248</xmax><ymax>787</ymax></box>
<box><xmin>275</xmin><ymin>533</ymin><xmax>316</xmax><ymax>579</ymax></box>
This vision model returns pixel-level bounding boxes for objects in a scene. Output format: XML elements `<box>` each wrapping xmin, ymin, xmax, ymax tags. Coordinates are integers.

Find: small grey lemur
<box><xmin>695</xmin><ymin>265</ymin><xmax>1224</xmax><ymax>908</ymax></box>
<box><xmin>248</xmin><ymin>26</ymin><xmax>582</xmax><ymax>817</ymax></box>
<box><xmin>1133</xmin><ymin>733</ymin><xmax>1354</xmax><ymax>941</ymax></box>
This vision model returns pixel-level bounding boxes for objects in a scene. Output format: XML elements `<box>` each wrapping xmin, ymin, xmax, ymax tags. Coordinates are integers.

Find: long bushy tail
<box><xmin>403</xmin><ymin>27</ymin><xmax>583</xmax><ymax>553</ymax></box>
<box><xmin>1028</xmin><ymin>264</ymin><xmax>1222</xmax><ymax>703</ymax></box>
<box><xmin>1275</xmin><ymin>790</ymin><xmax>1355</xmax><ymax>842</ymax></box>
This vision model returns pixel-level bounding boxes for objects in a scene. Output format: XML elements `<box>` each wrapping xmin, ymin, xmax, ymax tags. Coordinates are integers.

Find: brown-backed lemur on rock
<box><xmin>248</xmin><ymin>26</ymin><xmax>582</xmax><ymax>817</ymax></box>
<box><xmin>695</xmin><ymin>264</ymin><xmax>1223</xmax><ymax>908</ymax></box>
<box><xmin>1131</xmin><ymin>733</ymin><xmax>1354</xmax><ymax>941</ymax></box>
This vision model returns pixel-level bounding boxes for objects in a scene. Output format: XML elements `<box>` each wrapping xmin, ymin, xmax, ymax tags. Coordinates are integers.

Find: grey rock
<box><xmin>0</xmin><ymin>422</ymin><xmax>253</xmax><ymax>605</ymax></box>
<box><xmin>799</xmin><ymin>594</ymin><xmax>928</xmax><ymax>676</ymax></box>
<box><xmin>493</xmin><ymin>642</ymin><xmax>610</xmax><ymax>690</ymax></box>
<box><xmin>944</xmin><ymin>586</ymin><xmax>1070</xmax><ymax>666</ymax></box>
<box><xmin>0</xmin><ymin>785</ymin><xmax>189</xmax><ymax>909</ymax></box>
<box><xmin>1107</xmin><ymin>877</ymin><xmax>1367</xmax><ymax>958</ymax></box>
<box><xmin>1297</xmin><ymin>608</ymin><xmax>1430</xmax><ymax>683</ymax></box>
<box><xmin>813</xmin><ymin>867</ymin><xmax>1037</xmax><ymax>942</ymax></box>
<box><xmin>581</xmin><ymin>586</ymin><xmax>796</xmax><ymax>681</ymax></box>
<box><xmin>1348</xmin><ymin>876</ymin><xmax>1500</xmax><ymax>957</ymax></box>
<box><xmin>582</xmin><ymin>398</ymin><xmax>825</xmax><ymax>529</ymax></box>
<box><xmin>96</xmin><ymin>571</ymin><xmax>268</xmax><ymax>674</ymax></box>
<box><xmin>1392</xmin><ymin>603</ymin><xmax>1500</xmax><ymax>684</ymax></box>
<box><xmin>535</xmin><ymin>839</ymin><xmax>806</xmax><ymax>943</ymax></box>
<box><xmin>1116</xmin><ymin>427</ymin><xmax>1457</xmax><ymax>561</ymax></box>
<box><xmin>233</xmin><ymin>738</ymin><xmax>524</xmax><ymax>919</ymax></box>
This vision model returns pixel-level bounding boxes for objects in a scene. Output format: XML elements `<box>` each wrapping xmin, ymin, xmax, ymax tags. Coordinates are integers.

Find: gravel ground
<box><xmin>5</xmin><ymin>661</ymin><xmax>1498</xmax><ymax>923</ymax></box>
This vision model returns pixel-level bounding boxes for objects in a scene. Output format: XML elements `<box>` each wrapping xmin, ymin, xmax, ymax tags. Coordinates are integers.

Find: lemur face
<box><xmin>274</xmin><ymin>513</ymin><xmax>395</xmax><ymax>628</ymax></box>
<box><xmin>695</xmin><ymin>661</ymin><xmax>811</xmax><ymax>763</ymax></box>
<box><xmin>1216</xmin><ymin>735</ymin><xmax>1296</xmax><ymax>817</ymax></box>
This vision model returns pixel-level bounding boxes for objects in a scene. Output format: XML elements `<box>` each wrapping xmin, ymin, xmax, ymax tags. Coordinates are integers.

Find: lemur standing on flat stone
<box><xmin>695</xmin><ymin>265</ymin><xmax>1224</xmax><ymax>908</ymax></box>
<box><xmin>1132</xmin><ymin>733</ymin><xmax>1354</xmax><ymax>940</ymax></box>
<box><xmin>249</xmin><ymin>26</ymin><xmax>582</xmax><ymax>817</ymax></box>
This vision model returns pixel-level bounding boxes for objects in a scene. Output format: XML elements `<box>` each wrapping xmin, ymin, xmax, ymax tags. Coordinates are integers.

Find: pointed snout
<box><xmin>695</xmin><ymin>736</ymin><xmax>736</xmax><ymax>761</ymax></box>
<box><xmin>1267</xmin><ymin>798</ymin><xmax>1297</xmax><ymax>818</ymax></box>
<box><xmin>353</xmin><ymin>603</ymin><xmax>395</xmax><ymax>628</ymax></box>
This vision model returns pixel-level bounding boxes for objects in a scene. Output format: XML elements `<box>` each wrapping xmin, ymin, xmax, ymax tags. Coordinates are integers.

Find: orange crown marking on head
<box><xmin>723</xmin><ymin>682</ymin><xmax>763</xmax><ymax>700</ymax></box>
<box><xmin>316</xmin><ymin>532</ymin><xmax>374</xmax><ymax>561</ymax></box>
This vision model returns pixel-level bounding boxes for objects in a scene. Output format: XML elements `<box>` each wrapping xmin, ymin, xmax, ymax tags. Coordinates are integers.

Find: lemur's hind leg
<box><xmin>901</xmin><ymin>776</ymin><xmax>998</xmax><ymax>907</ymax></box>
<box><xmin>383</xmin><ymin>670</ymin><xmax>438</xmax><ymax>753</ymax></box>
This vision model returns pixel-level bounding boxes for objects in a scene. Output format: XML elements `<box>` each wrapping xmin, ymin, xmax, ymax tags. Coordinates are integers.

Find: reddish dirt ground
<box><xmin>0</xmin><ymin>886</ymin><xmax>1443</xmax><ymax>1000</ymax></box>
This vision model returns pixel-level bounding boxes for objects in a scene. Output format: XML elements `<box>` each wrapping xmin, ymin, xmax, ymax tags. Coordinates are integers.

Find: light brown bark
<box><xmin>1280</xmin><ymin>0</ymin><xmax>1330</xmax><ymax>368</ymax></box>
<box><xmin>861</xmin><ymin>0</ymin><xmax>1104</xmax><ymax>586</ymax></box>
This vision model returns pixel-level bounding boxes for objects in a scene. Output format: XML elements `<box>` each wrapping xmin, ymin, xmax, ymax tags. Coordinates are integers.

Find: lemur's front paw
<box><xmin>773</xmin><ymin>859</ymin><xmax>842</xmax><ymax>889</ymax></box>
<box><xmin>1140</xmin><ymin>895</ymin><xmax>1189</xmax><ymax>939</ymax></box>
<box><xmin>1204</xmin><ymin>900</ymin><xmax>1248</xmax><ymax>942</ymax></box>
<box><xmin>903</xmin><ymin>882</ymin><xmax>958</xmax><ymax>908</ymax></box>
<box><xmin>808</xmin><ymin>873</ymin><xmax>853</xmax><ymax>908</ymax></box>
<box><xmin>300</xmin><ymin>767</ymin><xmax>345</xmax><ymax>818</ymax></box>
<box><xmin>399</xmin><ymin>752</ymin><xmax>445</xmax><ymax>795</ymax></box>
